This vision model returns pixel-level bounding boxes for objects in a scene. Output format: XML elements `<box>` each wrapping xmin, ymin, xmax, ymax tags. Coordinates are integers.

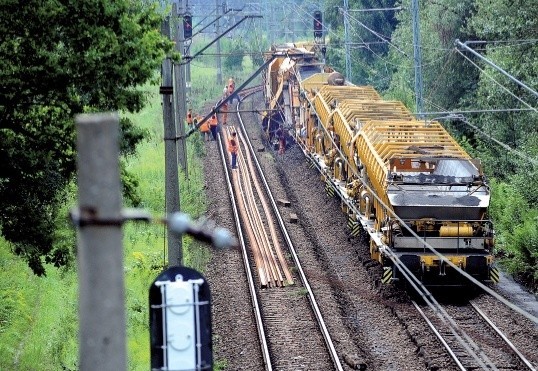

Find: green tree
<box><xmin>467</xmin><ymin>0</ymin><xmax>538</xmax><ymax>287</ymax></box>
<box><xmin>384</xmin><ymin>0</ymin><xmax>479</xmax><ymax>111</ymax></box>
<box><xmin>324</xmin><ymin>0</ymin><xmax>400</xmax><ymax>86</ymax></box>
<box><xmin>0</xmin><ymin>0</ymin><xmax>173</xmax><ymax>275</ymax></box>
<box><xmin>224</xmin><ymin>41</ymin><xmax>245</xmax><ymax>72</ymax></box>
<box><xmin>249</xmin><ymin>35</ymin><xmax>269</xmax><ymax>67</ymax></box>
<box><xmin>467</xmin><ymin>0</ymin><xmax>538</xmax><ymax>180</ymax></box>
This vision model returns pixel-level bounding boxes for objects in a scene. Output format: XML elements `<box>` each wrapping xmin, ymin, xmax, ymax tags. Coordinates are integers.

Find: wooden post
<box><xmin>75</xmin><ymin>113</ymin><xmax>126</xmax><ymax>371</ymax></box>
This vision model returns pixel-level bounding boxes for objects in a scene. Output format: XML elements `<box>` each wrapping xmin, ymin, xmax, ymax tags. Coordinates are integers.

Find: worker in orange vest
<box><xmin>199</xmin><ymin>119</ymin><xmax>210</xmax><ymax>141</ymax></box>
<box><xmin>209</xmin><ymin>113</ymin><xmax>219</xmax><ymax>141</ymax></box>
<box><xmin>186</xmin><ymin>108</ymin><xmax>193</xmax><ymax>126</ymax></box>
<box><xmin>228</xmin><ymin>131</ymin><xmax>238</xmax><ymax>169</ymax></box>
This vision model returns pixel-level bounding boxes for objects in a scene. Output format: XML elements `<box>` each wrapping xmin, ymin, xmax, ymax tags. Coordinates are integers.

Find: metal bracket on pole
<box><xmin>69</xmin><ymin>207</ymin><xmax>152</xmax><ymax>227</ymax></box>
<box><xmin>167</xmin><ymin>212</ymin><xmax>237</xmax><ymax>249</ymax></box>
<box><xmin>159</xmin><ymin>86</ymin><xmax>174</xmax><ymax>95</ymax></box>
<box><xmin>189</xmin><ymin>7</ymin><xmax>240</xmax><ymax>39</ymax></box>
<box><xmin>70</xmin><ymin>209</ymin><xmax>237</xmax><ymax>249</ymax></box>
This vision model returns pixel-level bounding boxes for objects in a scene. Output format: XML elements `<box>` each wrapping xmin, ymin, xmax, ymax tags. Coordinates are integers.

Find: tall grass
<box><xmin>0</xmin><ymin>74</ymin><xmax>216</xmax><ymax>369</ymax></box>
<box><xmin>0</xmin><ymin>231</ymin><xmax>79</xmax><ymax>370</ymax></box>
<box><xmin>0</xmin><ymin>52</ymin><xmax>244</xmax><ymax>368</ymax></box>
<box><xmin>122</xmin><ymin>79</ymin><xmax>215</xmax><ymax>369</ymax></box>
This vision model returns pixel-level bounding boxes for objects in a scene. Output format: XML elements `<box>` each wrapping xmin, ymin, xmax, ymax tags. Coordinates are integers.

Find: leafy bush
<box><xmin>489</xmin><ymin>180</ymin><xmax>528</xmax><ymax>235</ymax></box>
<box><xmin>501</xmin><ymin>214</ymin><xmax>538</xmax><ymax>289</ymax></box>
<box><xmin>490</xmin><ymin>179</ymin><xmax>538</xmax><ymax>289</ymax></box>
<box><xmin>224</xmin><ymin>41</ymin><xmax>245</xmax><ymax>72</ymax></box>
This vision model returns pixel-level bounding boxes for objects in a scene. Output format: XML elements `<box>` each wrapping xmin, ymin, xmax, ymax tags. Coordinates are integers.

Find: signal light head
<box><xmin>313</xmin><ymin>11</ymin><xmax>323</xmax><ymax>38</ymax></box>
<box><xmin>183</xmin><ymin>14</ymin><xmax>193</xmax><ymax>39</ymax></box>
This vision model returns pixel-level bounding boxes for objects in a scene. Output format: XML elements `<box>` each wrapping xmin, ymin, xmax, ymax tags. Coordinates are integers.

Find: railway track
<box><xmin>222</xmin><ymin>125</ymin><xmax>293</xmax><ymax>288</ymax></box>
<box><xmin>206</xmin><ymin>86</ymin><xmax>538</xmax><ymax>370</ymax></box>
<box><xmin>214</xmin><ymin>85</ymin><xmax>343</xmax><ymax>370</ymax></box>
<box><xmin>412</xmin><ymin>298</ymin><xmax>537</xmax><ymax>370</ymax></box>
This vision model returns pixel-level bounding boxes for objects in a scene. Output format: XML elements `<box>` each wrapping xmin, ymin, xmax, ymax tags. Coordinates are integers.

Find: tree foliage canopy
<box><xmin>0</xmin><ymin>0</ymin><xmax>173</xmax><ymax>275</ymax></box>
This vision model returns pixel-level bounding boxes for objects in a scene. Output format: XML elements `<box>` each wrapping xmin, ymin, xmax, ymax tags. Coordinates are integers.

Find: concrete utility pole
<box><xmin>161</xmin><ymin>16</ymin><xmax>183</xmax><ymax>267</ymax></box>
<box><xmin>411</xmin><ymin>0</ymin><xmax>424</xmax><ymax>117</ymax></box>
<box><xmin>344</xmin><ymin>0</ymin><xmax>352</xmax><ymax>81</ymax></box>
<box><xmin>216</xmin><ymin>0</ymin><xmax>222</xmax><ymax>86</ymax></box>
<box><xmin>173</xmin><ymin>2</ymin><xmax>188</xmax><ymax>174</ymax></box>
<box><xmin>75</xmin><ymin>113</ymin><xmax>126</xmax><ymax>371</ymax></box>
<box><xmin>185</xmin><ymin>44</ymin><xmax>192</xmax><ymax>99</ymax></box>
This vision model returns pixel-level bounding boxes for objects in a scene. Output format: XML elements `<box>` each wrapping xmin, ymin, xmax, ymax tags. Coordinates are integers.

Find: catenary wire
<box><xmin>455</xmin><ymin>49</ymin><xmax>538</xmax><ymax>114</ymax></box>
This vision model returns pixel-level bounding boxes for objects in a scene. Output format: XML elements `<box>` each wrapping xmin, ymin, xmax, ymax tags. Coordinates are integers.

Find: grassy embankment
<box><xmin>0</xmin><ymin>62</ymin><xmax>228</xmax><ymax>370</ymax></box>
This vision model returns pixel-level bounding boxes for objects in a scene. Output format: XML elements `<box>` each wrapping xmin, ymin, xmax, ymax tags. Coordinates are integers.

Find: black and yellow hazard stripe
<box><xmin>325</xmin><ymin>179</ymin><xmax>335</xmax><ymax>197</ymax></box>
<box><xmin>347</xmin><ymin>216</ymin><xmax>356</xmax><ymax>230</ymax></box>
<box><xmin>350</xmin><ymin>223</ymin><xmax>362</xmax><ymax>237</ymax></box>
<box><xmin>382</xmin><ymin>267</ymin><xmax>393</xmax><ymax>284</ymax></box>
<box><xmin>308</xmin><ymin>158</ymin><xmax>316</xmax><ymax>169</ymax></box>
<box><xmin>347</xmin><ymin>216</ymin><xmax>362</xmax><ymax>237</ymax></box>
<box><xmin>489</xmin><ymin>266</ymin><xmax>500</xmax><ymax>283</ymax></box>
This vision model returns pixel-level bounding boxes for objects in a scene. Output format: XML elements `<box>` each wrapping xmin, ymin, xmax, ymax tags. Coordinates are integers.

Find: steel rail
<box><xmin>225</xmin><ymin>123</ymin><xmax>288</xmax><ymax>287</ymax></box>
<box><xmin>232</xmin><ymin>84</ymin><xmax>293</xmax><ymax>287</ymax></box>
<box><xmin>237</xmin><ymin>128</ymin><xmax>288</xmax><ymax>286</ymax></box>
<box><xmin>470</xmin><ymin>301</ymin><xmax>537</xmax><ymax>371</ymax></box>
<box><xmin>236</xmin><ymin>87</ymin><xmax>345</xmax><ymax>371</ymax></box>
<box><xmin>412</xmin><ymin>301</ymin><xmax>467</xmax><ymax>371</ymax></box>
<box><xmin>412</xmin><ymin>298</ymin><xmax>533</xmax><ymax>370</ymax></box>
<box><xmin>216</xmin><ymin>125</ymin><xmax>273</xmax><ymax>370</ymax></box>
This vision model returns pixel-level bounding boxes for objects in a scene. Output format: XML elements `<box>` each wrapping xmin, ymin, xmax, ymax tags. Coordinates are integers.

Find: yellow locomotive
<box><xmin>263</xmin><ymin>43</ymin><xmax>497</xmax><ymax>286</ymax></box>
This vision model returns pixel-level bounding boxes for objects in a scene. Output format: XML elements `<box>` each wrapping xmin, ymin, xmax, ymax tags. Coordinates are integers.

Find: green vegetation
<box><xmin>0</xmin><ymin>221</ymin><xmax>78</xmax><ymax>370</ymax></box>
<box><xmin>123</xmin><ymin>84</ymin><xmax>209</xmax><ymax>370</ymax></box>
<box><xmin>0</xmin><ymin>0</ymin><xmax>174</xmax><ymax>276</ymax></box>
<box><xmin>0</xmin><ymin>15</ymin><xmax>249</xmax><ymax>365</ymax></box>
<box><xmin>293</xmin><ymin>288</ymin><xmax>310</xmax><ymax>297</ymax></box>
<box><xmin>0</xmin><ymin>79</ymin><xmax>212</xmax><ymax>369</ymax></box>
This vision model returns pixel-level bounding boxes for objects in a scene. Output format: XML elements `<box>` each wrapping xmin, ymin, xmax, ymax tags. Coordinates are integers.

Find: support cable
<box><xmin>456</xmin><ymin>40</ymin><xmax>538</xmax><ymax>100</ymax></box>
<box><xmin>455</xmin><ymin>49</ymin><xmax>537</xmax><ymax>114</ymax></box>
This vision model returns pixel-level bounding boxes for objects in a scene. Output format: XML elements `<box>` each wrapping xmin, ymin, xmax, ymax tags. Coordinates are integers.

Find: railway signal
<box><xmin>183</xmin><ymin>13</ymin><xmax>193</xmax><ymax>39</ymax></box>
<box><xmin>313</xmin><ymin>10</ymin><xmax>323</xmax><ymax>38</ymax></box>
<box><xmin>149</xmin><ymin>266</ymin><xmax>212</xmax><ymax>370</ymax></box>
<box><xmin>148</xmin><ymin>212</ymin><xmax>236</xmax><ymax>369</ymax></box>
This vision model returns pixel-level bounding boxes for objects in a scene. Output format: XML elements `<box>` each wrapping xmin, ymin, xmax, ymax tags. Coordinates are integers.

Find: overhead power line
<box><xmin>421</xmin><ymin>108</ymin><xmax>537</xmax><ymax>115</ymax></box>
<box><xmin>455</xmin><ymin>48</ymin><xmax>538</xmax><ymax>114</ymax></box>
<box><xmin>348</xmin><ymin>7</ymin><xmax>402</xmax><ymax>12</ymax></box>
<box><xmin>456</xmin><ymin>40</ymin><xmax>538</xmax><ymax>99</ymax></box>
<box><xmin>459</xmin><ymin>116</ymin><xmax>538</xmax><ymax>167</ymax></box>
